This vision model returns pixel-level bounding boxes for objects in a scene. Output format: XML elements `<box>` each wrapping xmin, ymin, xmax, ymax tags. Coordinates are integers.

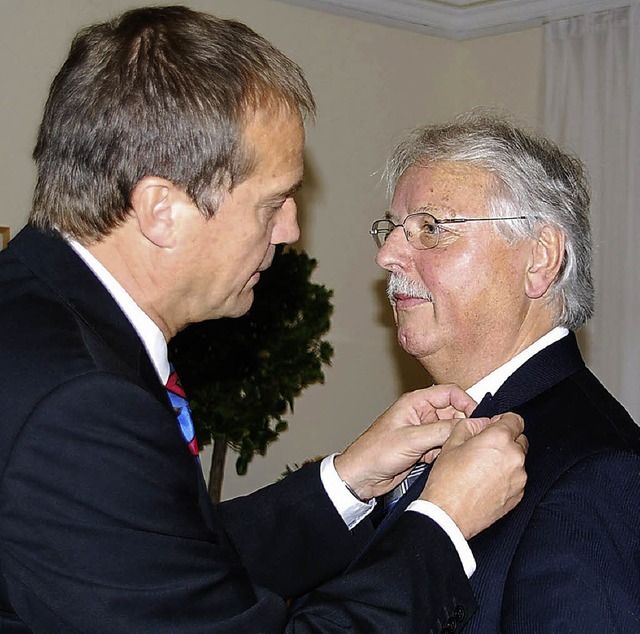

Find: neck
<box><xmin>422</xmin><ymin>319</ymin><xmax>557</xmax><ymax>389</ymax></box>
<box><xmin>84</xmin><ymin>226</ymin><xmax>175</xmax><ymax>341</ymax></box>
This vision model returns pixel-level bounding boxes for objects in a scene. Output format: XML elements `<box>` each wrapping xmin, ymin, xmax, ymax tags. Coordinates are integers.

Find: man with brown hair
<box><xmin>0</xmin><ymin>9</ymin><xmax>526</xmax><ymax>632</ymax></box>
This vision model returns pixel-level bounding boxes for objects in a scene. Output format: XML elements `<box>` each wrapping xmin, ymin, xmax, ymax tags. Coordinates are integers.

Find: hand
<box><xmin>334</xmin><ymin>384</ymin><xmax>477</xmax><ymax>502</ymax></box>
<box><xmin>420</xmin><ymin>412</ymin><xmax>528</xmax><ymax>539</ymax></box>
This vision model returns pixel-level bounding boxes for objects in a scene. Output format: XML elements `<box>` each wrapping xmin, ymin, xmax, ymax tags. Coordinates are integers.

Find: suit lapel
<box><xmin>490</xmin><ymin>332</ymin><xmax>585</xmax><ymax>414</ymax></box>
<box><xmin>8</xmin><ymin>226</ymin><xmax>167</xmax><ymax>406</ymax></box>
<box><xmin>464</xmin><ymin>334</ymin><xmax>587</xmax><ymax>633</ymax></box>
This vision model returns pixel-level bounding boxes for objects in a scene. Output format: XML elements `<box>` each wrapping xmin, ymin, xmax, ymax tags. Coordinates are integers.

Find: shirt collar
<box><xmin>467</xmin><ymin>326</ymin><xmax>569</xmax><ymax>404</ymax></box>
<box><xmin>67</xmin><ymin>239</ymin><xmax>170</xmax><ymax>384</ymax></box>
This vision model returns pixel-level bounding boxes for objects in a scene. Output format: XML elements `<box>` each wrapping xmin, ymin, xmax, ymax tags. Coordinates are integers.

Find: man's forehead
<box><xmin>397</xmin><ymin>160</ymin><xmax>490</xmax><ymax>187</ymax></box>
<box><xmin>241</xmin><ymin>107</ymin><xmax>305</xmax><ymax>172</ymax></box>
<box><xmin>243</xmin><ymin>105</ymin><xmax>305</xmax><ymax>141</ymax></box>
<box><xmin>392</xmin><ymin>160</ymin><xmax>491</xmax><ymax>211</ymax></box>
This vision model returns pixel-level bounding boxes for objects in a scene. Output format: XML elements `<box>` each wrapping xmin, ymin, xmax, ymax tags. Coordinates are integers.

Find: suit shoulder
<box><xmin>1</xmin><ymin>279</ymin><xmax>104</xmax><ymax>376</ymax></box>
<box><xmin>568</xmin><ymin>368</ymin><xmax>640</xmax><ymax>450</ymax></box>
<box><xmin>524</xmin><ymin>368</ymin><xmax>640</xmax><ymax>457</ymax></box>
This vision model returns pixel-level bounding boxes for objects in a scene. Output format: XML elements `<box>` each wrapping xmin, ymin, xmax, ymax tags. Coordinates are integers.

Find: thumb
<box><xmin>443</xmin><ymin>417</ymin><xmax>492</xmax><ymax>449</ymax></box>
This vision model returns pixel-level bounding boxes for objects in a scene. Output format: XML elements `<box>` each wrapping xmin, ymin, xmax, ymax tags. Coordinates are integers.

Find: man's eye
<box><xmin>263</xmin><ymin>203</ymin><xmax>283</xmax><ymax>216</ymax></box>
<box><xmin>421</xmin><ymin>221</ymin><xmax>438</xmax><ymax>235</ymax></box>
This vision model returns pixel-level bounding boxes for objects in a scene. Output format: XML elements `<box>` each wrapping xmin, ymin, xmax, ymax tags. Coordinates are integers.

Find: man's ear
<box><xmin>525</xmin><ymin>225</ymin><xmax>565</xmax><ymax>299</ymax></box>
<box><xmin>129</xmin><ymin>177</ymin><xmax>178</xmax><ymax>248</ymax></box>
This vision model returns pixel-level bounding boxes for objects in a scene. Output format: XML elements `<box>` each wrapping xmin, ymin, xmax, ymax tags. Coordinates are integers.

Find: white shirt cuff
<box><xmin>407</xmin><ymin>500</ymin><xmax>476</xmax><ymax>578</ymax></box>
<box><xmin>320</xmin><ymin>454</ymin><xmax>376</xmax><ymax>530</ymax></box>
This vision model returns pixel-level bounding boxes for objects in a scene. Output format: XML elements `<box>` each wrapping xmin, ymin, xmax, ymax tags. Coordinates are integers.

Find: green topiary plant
<box><xmin>168</xmin><ymin>245</ymin><xmax>334</xmax><ymax>502</ymax></box>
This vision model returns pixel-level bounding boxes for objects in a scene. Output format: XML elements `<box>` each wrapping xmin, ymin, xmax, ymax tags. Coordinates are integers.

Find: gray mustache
<box><xmin>386</xmin><ymin>273</ymin><xmax>433</xmax><ymax>303</ymax></box>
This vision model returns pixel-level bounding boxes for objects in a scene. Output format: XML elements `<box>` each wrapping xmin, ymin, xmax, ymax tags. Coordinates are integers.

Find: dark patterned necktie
<box><xmin>165</xmin><ymin>364</ymin><xmax>199</xmax><ymax>457</ymax></box>
<box><xmin>379</xmin><ymin>462</ymin><xmax>429</xmax><ymax>514</ymax></box>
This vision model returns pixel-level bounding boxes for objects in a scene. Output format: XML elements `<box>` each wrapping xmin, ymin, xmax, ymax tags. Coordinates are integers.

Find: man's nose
<box><xmin>375</xmin><ymin>226</ymin><xmax>409</xmax><ymax>271</ymax></box>
<box><xmin>272</xmin><ymin>199</ymin><xmax>300</xmax><ymax>245</ymax></box>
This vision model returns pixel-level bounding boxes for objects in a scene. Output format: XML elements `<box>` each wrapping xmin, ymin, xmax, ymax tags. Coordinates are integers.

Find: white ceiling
<box><xmin>276</xmin><ymin>0</ymin><xmax>632</xmax><ymax>39</ymax></box>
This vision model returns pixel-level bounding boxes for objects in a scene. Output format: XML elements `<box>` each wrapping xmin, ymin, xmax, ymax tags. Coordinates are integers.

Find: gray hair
<box><xmin>385</xmin><ymin>109</ymin><xmax>594</xmax><ymax>330</ymax></box>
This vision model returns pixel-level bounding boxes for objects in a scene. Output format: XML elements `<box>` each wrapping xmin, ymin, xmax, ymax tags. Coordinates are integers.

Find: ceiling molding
<box><xmin>276</xmin><ymin>0</ymin><xmax>633</xmax><ymax>39</ymax></box>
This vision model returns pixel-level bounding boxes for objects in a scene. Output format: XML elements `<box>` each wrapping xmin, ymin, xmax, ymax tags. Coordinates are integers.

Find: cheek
<box><xmin>231</xmin><ymin>229</ymin><xmax>269</xmax><ymax>262</ymax></box>
<box><xmin>420</xmin><ymin>250</ymin><xmax>496</xmax><ymax>323</ymax></box>
<box><xmin>413</xmin><ymin>255</ymin><xmax>439</xmax><ymax>289</ymax></box>
<box><xmin>414</xmin><ymin>249</ymin><xmax>469</xmax><ymax>294</ymax></box>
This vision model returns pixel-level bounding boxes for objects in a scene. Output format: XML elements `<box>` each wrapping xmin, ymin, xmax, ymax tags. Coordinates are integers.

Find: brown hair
<box><xmin>30</xmin><ymin>5</ymin><xmax>315</xmax><ymax>240</ymax></box>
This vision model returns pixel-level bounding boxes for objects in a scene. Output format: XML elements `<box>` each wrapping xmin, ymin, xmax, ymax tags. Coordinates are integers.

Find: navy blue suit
<box><xmin>0</xmin><ymin>226</ymin><xmax>475</xmax><ymax>633</ymax></box>
<box><xmin>464</xmin><ymin>334</ymin><xmax>640</xmax><ymax>632</ymax></box>
<box><xmin>380</xmin><ymin>333</ymin><xmax>640</xmax><ymax>632</ymax></box>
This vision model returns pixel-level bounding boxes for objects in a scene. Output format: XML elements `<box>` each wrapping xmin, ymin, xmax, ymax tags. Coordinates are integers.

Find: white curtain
<box><xmin>544</xmin><ymin>3</ymin><xmax>640</xmax><ymax>422</ymax></box>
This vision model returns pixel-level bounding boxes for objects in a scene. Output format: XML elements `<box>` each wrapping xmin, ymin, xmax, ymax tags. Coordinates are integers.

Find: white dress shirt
<box><xmin>467</xmin><ymin>327</ymin><xmax>569</xmax><ymax>404</ymax></box>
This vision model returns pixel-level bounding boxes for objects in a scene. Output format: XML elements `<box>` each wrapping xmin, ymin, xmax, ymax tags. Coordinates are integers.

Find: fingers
<box><xmin>442</xmin><ymin>416</ymin><xmax>493</xmax><ymax>448</ymax></box>
<box><xmin>446</xmin><ymin>412</ymin><xmax>525</xmax><ymax>448</ymax></box>
<box><xmin>444</xmin><ymin>384</ymin><xmax>479</xmax><ymax>417</ymax></box>
<box><xmin>434</xmin><ymin>404</ymin><xmax>467</xmax><ymax>421</ymax></box>
<box><xmin>421</xmin><ymin>412</ymin><xmax>526</xmax><ymax>457</ymax></box>
<box><xmin>406</xmin><ymin>420</ymin><xmax>457</xmax><ymax>456</ymax></box>
<box><xmin>406</xmin><ymin>384</ymin><xmax>478</xmax><ymax>421</ymax></box>
<box><xmin>422</xmin><ymin>447</ymin><xmax>442</xmax><ymax>464</ymax></box>
<box><xmin>489</xmin><ymin>412</ymin><xmax>525</xmax><ymax>439</ymax></box>
<box><xmin>420</xmin><ymin>411</ymin><xmax>528</xmax><ymax>539</ymax></box>
<box><xmin>515</xmin><ymin>433</ymin><xmax>529</xmax><ymax>454</ymax></box>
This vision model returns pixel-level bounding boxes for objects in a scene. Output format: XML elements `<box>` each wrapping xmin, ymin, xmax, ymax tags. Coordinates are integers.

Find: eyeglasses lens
<box><xmin>408</xmin><ymin>214</ymin><xmax>438</xmax><ymax>249</ymax></box>
<box><xmin>372</xmin><ymin>220</ymin><xmax>392</xmax><ymax>248</ymax></box>
<box><xmin>372</xmin><ymin>213</ymin><xmax>440</xmax><ymax>250</ymax></box>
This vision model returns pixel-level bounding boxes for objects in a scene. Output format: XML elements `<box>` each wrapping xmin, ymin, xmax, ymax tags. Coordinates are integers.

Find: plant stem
<box><xmin>208</xmin><ymin>437</ymin><xmax>228</xmax><ymax>503</ymax></box>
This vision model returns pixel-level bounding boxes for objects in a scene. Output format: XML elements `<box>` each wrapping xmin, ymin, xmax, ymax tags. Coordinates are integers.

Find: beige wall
<box><xmin>0</xmin><ymin>0</ymin><xmax>543</xmax><ymax>499</ymax></box>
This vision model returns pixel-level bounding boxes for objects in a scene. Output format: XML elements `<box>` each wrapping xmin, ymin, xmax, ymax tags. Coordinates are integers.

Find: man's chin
<box><xmin>211</xmin><ymin>290</ymin><xmax>254</xmax><ymax>320</ymax></box>
<box><xmin>230</xmin><ymin>295</ymin><xmax>254</xmax><ymax>318</ymax></box>
<box><xmin>395</xmin><ymin>319</ymin><xmax>437</xmax><ymax>357</ymax></box>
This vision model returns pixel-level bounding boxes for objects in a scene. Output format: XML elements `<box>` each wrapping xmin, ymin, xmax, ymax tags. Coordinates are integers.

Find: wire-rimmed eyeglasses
<box><xmin>370</xmin><ymin>209</ymin><xmax>530</xmax><ymax>250</ymax></box>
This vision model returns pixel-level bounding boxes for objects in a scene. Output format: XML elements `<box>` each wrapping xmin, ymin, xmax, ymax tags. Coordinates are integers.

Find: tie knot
<box><xmin>165</xmin><ymin>366</ymin><xmax>187</xmax><ymax>399</ymax></box>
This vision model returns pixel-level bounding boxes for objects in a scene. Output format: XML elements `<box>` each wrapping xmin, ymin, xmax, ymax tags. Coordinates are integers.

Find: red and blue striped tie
<box><xmin>165</xmin><ymin>365</ymin><xmax>199</xmax><ymax>458</ymax></box>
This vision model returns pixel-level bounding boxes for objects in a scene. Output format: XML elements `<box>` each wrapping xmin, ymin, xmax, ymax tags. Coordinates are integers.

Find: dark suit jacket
<box><xmin>371</xmin><ymin>333</ymin><xmax>640</xmax><ymax>632</ymax></box>
<box><xmin>461</xmin><ymin>333</ymin><xmax>640</xmax><ymax>632</ymax></box>
<box><xmin>0</xmin><ymin>225</ymin><xmax>475</xmax><ymax>633</ymax></box>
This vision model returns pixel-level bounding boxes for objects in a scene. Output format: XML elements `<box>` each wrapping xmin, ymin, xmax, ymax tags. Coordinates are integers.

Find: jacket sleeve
<box><xmin>223</xmin><ymin>479</ymin><xmax>477</xmax><ymax>633</ymax></box>
<box><xmin>219</xmin><ymin>461</ymin><xmax>366</xmax><ymax>599</ymax></box>
<box><xmin>2</xmin><ymin>372</ymin><xmax>475</xmax><ymax>633</ymax></box>
<box><xmin>289</xmin><ymin>511</ymin><xmax>476</xmax><ymax>633</ymax></box>
<box><xmin>501</xmin><ymin>452</ymin><xmax>640</xmax><ymax>632</ymax></box>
